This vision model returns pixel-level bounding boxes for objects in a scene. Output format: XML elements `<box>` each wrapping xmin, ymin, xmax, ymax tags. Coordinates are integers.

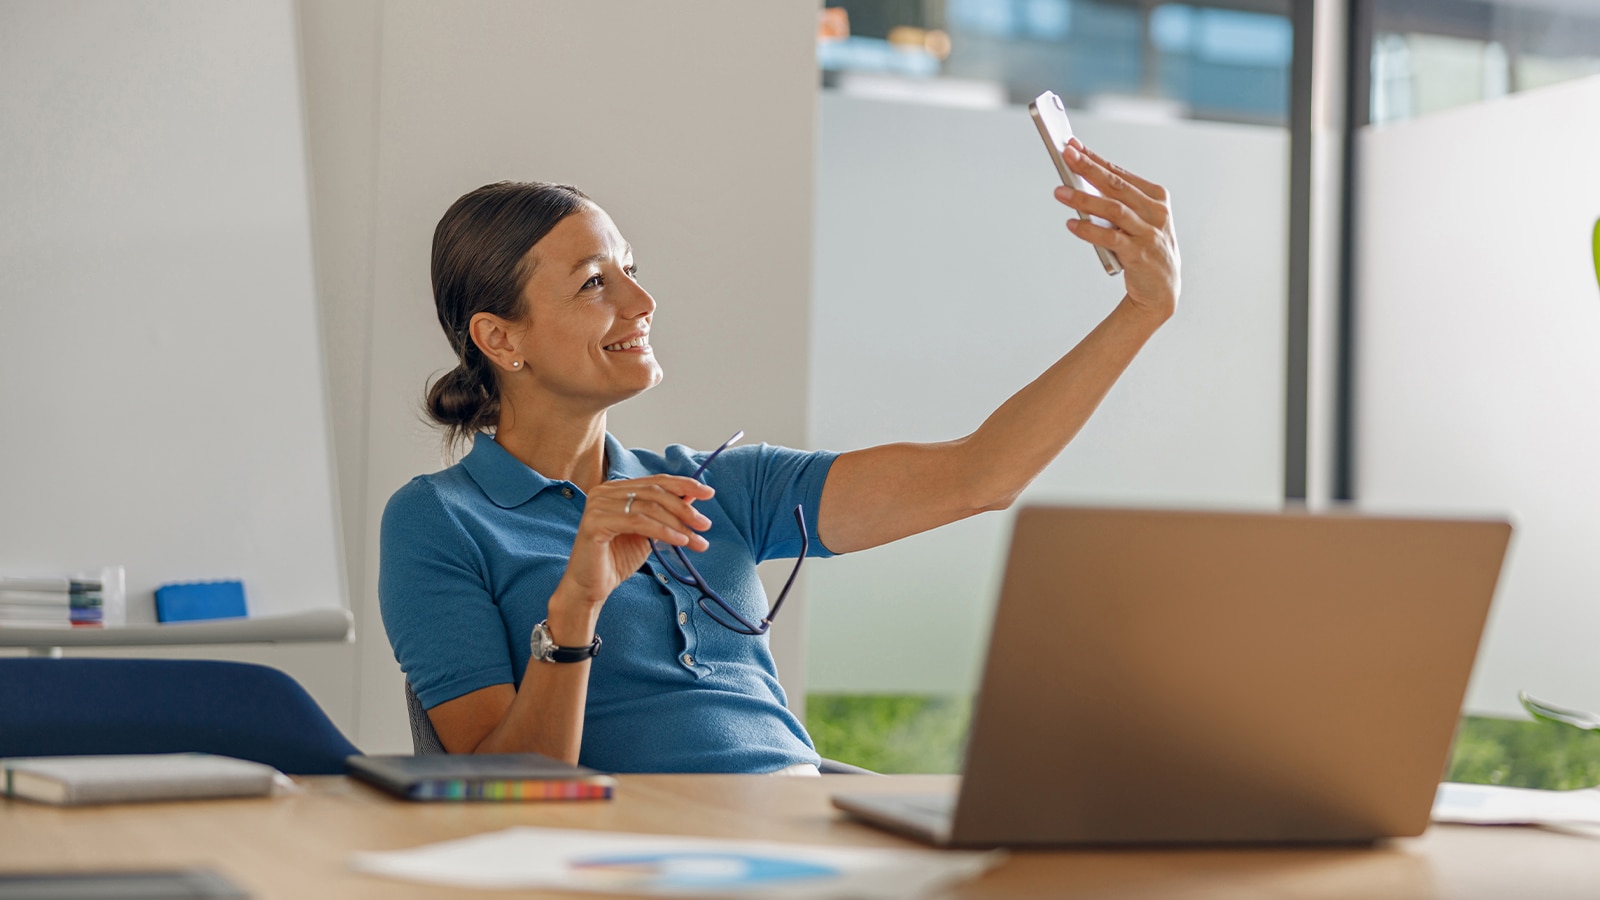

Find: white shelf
<box><xmin>0</xmin><ymin>608</ymin><xmax>353</xmax><ymax>655</ymax></box>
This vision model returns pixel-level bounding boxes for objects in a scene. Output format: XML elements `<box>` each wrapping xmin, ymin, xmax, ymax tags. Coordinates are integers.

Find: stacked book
<box><xmin>1</xmin><ymin>753</ymin><xmax>280</xmax><ymax>805</ymax></box>
<box><xmin>0</xmin><ymin>576</ymin><xmax>108</xmax><ymax>628</ymax></box>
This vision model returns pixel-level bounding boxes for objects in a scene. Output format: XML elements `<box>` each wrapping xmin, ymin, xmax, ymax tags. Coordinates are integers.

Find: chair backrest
<box><xmin>0</xmin><ymin>658</ymin><xmax>361</xmax><ymax>775</ymax></box>
<box><xmin>404</xmin><ymin>680</ymin><xmax>446</xmax><ymax>755</ymax></box>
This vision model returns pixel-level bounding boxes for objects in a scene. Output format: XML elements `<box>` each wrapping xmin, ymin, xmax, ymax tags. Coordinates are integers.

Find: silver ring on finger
<box><xmin>623</xmin><ymin>491</ymin><xmax>637</xmax><ymax>515</ymax></box>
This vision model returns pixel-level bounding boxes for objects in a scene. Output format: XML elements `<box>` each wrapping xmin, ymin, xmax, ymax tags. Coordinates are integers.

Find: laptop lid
<box><xmin>943</xmin><ymin>506</ymin><xmax>1510</xmax><ymax>847</ymax></box>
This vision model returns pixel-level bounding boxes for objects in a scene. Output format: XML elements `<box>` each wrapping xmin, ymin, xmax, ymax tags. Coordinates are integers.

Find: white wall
<box><xmin>298</xmin><ymin>0</ymin><xmax>383</xmax><ymax>727</ymax></box>
<box><xmin>1355</xmin><ymin>74</ymin><xmax>1600</xmax><ymax>717</ymax></box>
<box><xmin>806</xmin><ymin>94</ymin><xmax>1290</xmax><ymax>693</ymax></box>
<box><xmin>0</xmin><ymin>1</ymin><xmax>357</xmax><ymax>720</ymax></box>
<box><xmin>0</xmin><ymin>0</ymin><xmax>344</xmax><ymax>618</ymax></box>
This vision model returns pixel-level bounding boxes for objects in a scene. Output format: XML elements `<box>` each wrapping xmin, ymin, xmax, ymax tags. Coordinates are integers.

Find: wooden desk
<box><xmin>3</xmin><ymin>774</ymin><xmax>1598</xmax><ymax>898</ymax></box>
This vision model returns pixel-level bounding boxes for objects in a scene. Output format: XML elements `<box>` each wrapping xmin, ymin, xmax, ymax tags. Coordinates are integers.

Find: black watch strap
<box><xmin>546</xmin><ymin>637</ymin><xmax>601</xmax><ymax>663</ymax></box>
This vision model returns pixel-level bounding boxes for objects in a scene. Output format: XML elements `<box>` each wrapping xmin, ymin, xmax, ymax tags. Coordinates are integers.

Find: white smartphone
<box><xmin>1028</xmin><ymin>90</ymin><xmax>1123</xmax><ymax>276</ymax></box>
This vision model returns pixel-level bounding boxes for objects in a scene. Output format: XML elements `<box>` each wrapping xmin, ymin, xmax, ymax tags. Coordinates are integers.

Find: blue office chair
<box><xmin>403</xmin><ymin>679</ymin><xmax>875</xmax><ymax>773</ymax></box>
<box><xmin>0</xmin><ymin>658</ymin><xmax>360</xmax><ymax>775</ymax></box>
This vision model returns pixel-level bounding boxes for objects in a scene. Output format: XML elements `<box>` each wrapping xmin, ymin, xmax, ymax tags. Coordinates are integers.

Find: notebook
<box><xmin>0</xmin><ymin>869</ymin><xmax>248</xmax><ymax>899</ymax></box>
<box><xmin>347</xmin><ymin>753</ymin><xmax>616</xmax><ymax>801</ymax></box>
<box><xmin>833</xmin><ymin>505</ymin><xmax>1512</xmax><ymax>847</ymax></box>
<box><xmin>1</xmin><ymin>753</ymin><xmax>278</xmax><ymax>806</ymax></box>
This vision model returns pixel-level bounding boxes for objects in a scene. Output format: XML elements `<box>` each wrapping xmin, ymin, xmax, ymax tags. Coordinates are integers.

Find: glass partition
<box><xmin>807</xmin><ymin>0</ymin><xmax>1302</xmax><ymax>768</ymax></box>
<box><xmin>1350</xmin><ymin>0</ymin><xmax>1600</xmax><ymax>732</ymax></box>
<box><xmin>1369</xmin><ymin>0</ymin><xmax>1600</xmax><ymax>125</ymax></box>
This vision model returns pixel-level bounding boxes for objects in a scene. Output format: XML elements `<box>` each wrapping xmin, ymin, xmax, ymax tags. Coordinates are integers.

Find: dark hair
<box><xmin>425</xmin><ymin>181</ymin><xmax>591</xmax><ymax>448</ymax></box>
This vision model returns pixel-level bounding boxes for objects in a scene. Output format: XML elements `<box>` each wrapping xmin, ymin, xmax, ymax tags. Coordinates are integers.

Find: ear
<box><xmin>468</xmin><ymin>312</ymin><xmax>525</xmax><ymax>373</ymax></box>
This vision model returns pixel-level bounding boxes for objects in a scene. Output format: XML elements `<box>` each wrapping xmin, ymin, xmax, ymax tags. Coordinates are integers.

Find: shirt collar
<box><xmin>461</xmin><ymin>433</ymin><xmax>553</xmax><ymax>509</ymax></box>
<box><xmin>461</xmin><ymin>431</ymin><xmax>652</xmax><ymax>508</ymax></box>
<box><xmin>603</xmin><ymin>432</ymin><xmax>653</xmax><ymax>481</ymax></box>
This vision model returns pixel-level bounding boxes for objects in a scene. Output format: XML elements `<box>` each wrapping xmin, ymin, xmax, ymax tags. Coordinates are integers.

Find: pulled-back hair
<box><xmin>425</xmin><ymin>181</ymin><xmax>591</xmax><ymax>450</ymax></box>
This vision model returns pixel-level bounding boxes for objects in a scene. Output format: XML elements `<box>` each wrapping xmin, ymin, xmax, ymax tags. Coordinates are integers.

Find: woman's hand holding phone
<box><xmin>1028</xmin><ymin>90</ymin><xmax>1179</xmax><ymax>323</ymax></box>
<box><xmin>1056</xmin><ymin>138</ymin><xmax>1181</xmax><ymax>325</ymax></box>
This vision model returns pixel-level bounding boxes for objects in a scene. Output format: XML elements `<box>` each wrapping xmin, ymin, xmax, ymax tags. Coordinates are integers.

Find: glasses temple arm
<box><xmin>765</xmin><ymin>506</ymin><xmax>809</xmax><ymax>624</ymax></box>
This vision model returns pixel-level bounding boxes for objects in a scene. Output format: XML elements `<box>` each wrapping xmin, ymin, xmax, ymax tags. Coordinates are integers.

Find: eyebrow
<box><xmin>568</xmin><ymin>243</ymin><xmax>634</xmax><ymax>276</ymax></box>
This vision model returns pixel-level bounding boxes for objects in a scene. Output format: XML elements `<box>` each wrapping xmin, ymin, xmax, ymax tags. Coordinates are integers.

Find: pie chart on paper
<box><xmin>568</xmin><ymin>852</ymin><xmax>837</xmax><ymax>889</ymax></box>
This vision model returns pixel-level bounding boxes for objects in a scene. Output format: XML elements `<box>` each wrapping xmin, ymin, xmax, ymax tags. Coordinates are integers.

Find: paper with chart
<box><xmin>349</xmin><ymin>826</ymin><xmax>1001</xmax><ymax>898</ymax></box>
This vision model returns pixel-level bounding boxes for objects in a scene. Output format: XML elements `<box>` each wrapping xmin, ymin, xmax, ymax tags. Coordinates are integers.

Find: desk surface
<box><xmin>3</xmin><ymin>774</ymin><xmax>1598</xmax><ymax>899</ymax></box>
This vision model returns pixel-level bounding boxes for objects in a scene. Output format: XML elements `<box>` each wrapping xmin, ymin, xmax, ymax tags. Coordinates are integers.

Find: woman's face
<box><xmin>511</xmin><ymin>203</ymin><xmax>662</xmax><ymax>409</ymax></box>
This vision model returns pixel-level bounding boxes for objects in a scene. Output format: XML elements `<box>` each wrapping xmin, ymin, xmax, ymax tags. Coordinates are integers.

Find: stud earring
<box><xmin>512</xmin><ymin>361</ymin><xmax>522</xmax><ymax>369</ymax></box>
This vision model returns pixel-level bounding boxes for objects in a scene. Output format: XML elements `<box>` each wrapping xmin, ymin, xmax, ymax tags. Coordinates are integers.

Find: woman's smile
<box><xmin>603</xmin><ymin>332</ymin><xmax>651</xmax><ymax>353</ymax></box>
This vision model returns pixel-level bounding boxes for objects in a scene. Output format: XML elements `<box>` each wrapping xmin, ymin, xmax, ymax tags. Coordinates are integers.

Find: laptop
<box><xmin>832</xmin><ymin>505</ymin><xmax>1512</xmax><ymax>847</ymax></box>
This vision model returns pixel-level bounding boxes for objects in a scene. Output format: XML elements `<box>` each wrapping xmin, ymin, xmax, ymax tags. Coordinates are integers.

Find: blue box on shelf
<box><xmin>155</xmin><ymin>581</ymin><xmax>248</xmax><ymax>623</ymax></box>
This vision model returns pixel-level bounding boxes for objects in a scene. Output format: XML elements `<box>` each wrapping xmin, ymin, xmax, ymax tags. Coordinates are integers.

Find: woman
<box><xmin>379</xmin><ymin>139</ymin><xmax>1179</xmax><ymax>773</ymax></box>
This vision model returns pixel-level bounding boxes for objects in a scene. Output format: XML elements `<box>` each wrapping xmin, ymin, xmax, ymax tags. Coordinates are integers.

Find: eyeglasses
<box><xmin>650</xmin><ymin>430</ymin><xmax>807</xmax><ymax>635</ymax></box>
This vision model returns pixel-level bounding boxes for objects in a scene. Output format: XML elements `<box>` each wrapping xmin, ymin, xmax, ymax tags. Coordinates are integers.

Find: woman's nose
<box><xmin>625</xmin><ymin>279</ymin><xmax>655</xmax><ymax>319</ymax></box>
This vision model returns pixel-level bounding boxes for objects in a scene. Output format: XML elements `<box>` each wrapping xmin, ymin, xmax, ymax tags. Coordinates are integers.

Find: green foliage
<box><xmin>809</xmin><ymin>696</ymin><xmax>1600</xmax><ymax>790</ymax></box>
<box><xmin>1591</xmin><ymin>217</ymin><xmax>1599</xmax><ymax>293</ymax></box>
<box><xmin>806</xmin><ymin>694</ymin><xmax>971</xmax><ymax>774</ymax></box>
<box><xmin>1446</xmin><ymin>715</ymin><xmax>1600</xmax><ymax>790</ymax></box>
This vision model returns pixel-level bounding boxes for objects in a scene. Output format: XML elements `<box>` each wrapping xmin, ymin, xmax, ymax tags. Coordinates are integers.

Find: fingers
<box><xmin>634</xmin><ymin>474</ymin><xmax>716</xmax><ymax>502</ymax></box>
<box><xmin>1054</xmin><ymin>184</ymin><xmax>1151</xmax><ymax>239</ymax></box>
<box><xmin>1064</xmin><ymin>214</ymin><xmax>1125</xmax><ymax>251</ymax></box>
<box><xmin>625</xmin><ymin>485</ymin><xmax>711</xmax><ymax>550</ymax></box>
<box><xmin>1063</xmin><ymin>140</ymin><xmax>1170</xmax><ymax>230</ymax></box>
<box><xmin>592</xmin><ymin>478</ymin><xmax>713</xmax><ymax>550</ymax></box>
<box><xmin>1070</xmin><ymin>139</ymin><xmax>1166</xmax><ymax>198</ymax></box>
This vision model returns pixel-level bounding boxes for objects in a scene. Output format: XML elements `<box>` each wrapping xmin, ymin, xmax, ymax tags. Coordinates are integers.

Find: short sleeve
<box><xmin>702</xmin><ymin>444</ymin><xmax>838</xmax><ymax>562</ymax></box>
<box><xmin>378</xmin><ymin>478</ymin><xmax>517</xmax><ymax>709</ymax></box>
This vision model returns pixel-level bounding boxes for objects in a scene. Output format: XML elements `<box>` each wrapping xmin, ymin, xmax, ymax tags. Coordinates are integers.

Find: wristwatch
<box><xmin>529</xmin><ymin>620</ymin><xmax>602</xmax><ymax>664</ymax></box>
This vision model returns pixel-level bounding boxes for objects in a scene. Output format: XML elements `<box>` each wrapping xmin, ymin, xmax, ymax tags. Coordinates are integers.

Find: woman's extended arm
<box><xmin>818</xmin><ymin>141</ymin><xmax>1181</xmax><ymax>554</ymax></box>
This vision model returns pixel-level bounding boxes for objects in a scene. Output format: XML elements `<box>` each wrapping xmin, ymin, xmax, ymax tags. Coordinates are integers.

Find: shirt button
<box><xmin>657</xmin><ymin>572</ymin><xmax>670</xmax><ymax>586</ymax></box>
<box><xmin>560</xmin><ymin>487</ymin><xmax>574</xmax><ymax>499</ymax></box>
<box><xmin>677</xmin><ymin>611</ymin><xmax>688</xmax><ymax>625</ymax></box>
<box><xmin>682</xmin><ymin>653</ymin><xmax>694</xmax><ymax>667</ymax></box>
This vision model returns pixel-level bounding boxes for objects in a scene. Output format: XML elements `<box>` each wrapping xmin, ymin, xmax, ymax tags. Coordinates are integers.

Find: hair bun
<box><xmin>425</xmin><ymin>362</ymin><xmax>496</xmax><ymax>431</ymax></box>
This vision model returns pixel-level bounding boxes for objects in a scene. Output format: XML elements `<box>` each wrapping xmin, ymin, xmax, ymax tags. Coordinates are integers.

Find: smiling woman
<box><xmin>378</xmin><ymin>167</ymin><xmax>1180</xmax><ymax>773</ymax></box>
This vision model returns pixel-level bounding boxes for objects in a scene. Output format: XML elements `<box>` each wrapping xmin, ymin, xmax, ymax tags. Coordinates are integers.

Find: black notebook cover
<box><xmin>345</xmin><ymin>753</ymin><xmax>615</xmax><ymax>802</ymax></box>
<box><xmin>0</xmin><ymin>868</ymin><xmax>247</xmax><ymax>900</ymax></box>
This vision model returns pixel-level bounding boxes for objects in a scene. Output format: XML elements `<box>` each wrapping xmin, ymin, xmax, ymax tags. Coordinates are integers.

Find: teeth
<box><xmin>605</xmin><ymin>335</ymin><xmax>649</xmax><ymax>351</ymax></box>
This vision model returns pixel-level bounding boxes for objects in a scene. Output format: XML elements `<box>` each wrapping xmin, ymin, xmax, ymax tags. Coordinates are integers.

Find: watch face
<box><xmin>530</xmin><ymin>622</ymin><xmax>554</xmax><ymax>662</ymax></box>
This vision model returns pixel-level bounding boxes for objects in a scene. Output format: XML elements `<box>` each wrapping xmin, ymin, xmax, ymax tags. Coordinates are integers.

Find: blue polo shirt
<box><xmin>378</xmin><ymin>432</ymin><xmax>837</xmax><ymax>773</ymax></box>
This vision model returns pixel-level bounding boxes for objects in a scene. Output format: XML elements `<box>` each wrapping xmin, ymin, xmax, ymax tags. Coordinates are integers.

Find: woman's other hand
<box><xmin>1055</xmin><ymin>139</ymin><xmax>1180</xmax><ymax>324</ymax></box>
<box><xmin>556</xmin><ymin>475</ymin><xmax>714</xmax><ymax>613</ymax></box>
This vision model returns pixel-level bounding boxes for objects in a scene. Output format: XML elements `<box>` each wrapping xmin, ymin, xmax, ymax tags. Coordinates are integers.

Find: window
<box><xmin>1369</xmin><ymin>0</ymin><xmax>1600</xmax><ymax>126</ymax></box>
<box><xmin>820</xmin><ymin>0</ymin><xmax>1293</xmax><ymax>124</ymax></box>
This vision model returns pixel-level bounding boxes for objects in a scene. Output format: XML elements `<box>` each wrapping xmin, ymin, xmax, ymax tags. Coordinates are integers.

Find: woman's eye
<box><xmin>583</xmin><ymin>274</ymin><xmax>603</xmax><ymax>289</ymax></box>
<box><xmin>625</xmin><ymin>265</ymin><xmax>639</xmax><ymax>279</ymax></box>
